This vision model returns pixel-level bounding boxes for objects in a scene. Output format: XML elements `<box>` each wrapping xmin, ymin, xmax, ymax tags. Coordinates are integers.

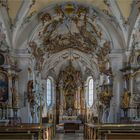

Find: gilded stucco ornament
<box><xmin>40</xmin><ymin>12</ymin><xmax>52</xmax><ymax>25</ymax></box>
<box><xmin>36</xmin><ymin>3</ymin><xmax>104</xmax><ymax>56</ymax></box>
<box><xmin>97</xmin><ymin>41</ymin><xmax>111</xmax><ymax>73</ymax></box>
<box><xmin>28</xmin><ymin>41</ymin><xmax>45</xmax><ymax>71</ymax></box>
<box><xmin>57</xmin><ymin>61</ymin><xmax>82</xmax><ymax>114</ymax></box>
<box><xmin>29</xmin><ymin>3</ymin><xmax>110</xmax><ymax>79</ymax></box>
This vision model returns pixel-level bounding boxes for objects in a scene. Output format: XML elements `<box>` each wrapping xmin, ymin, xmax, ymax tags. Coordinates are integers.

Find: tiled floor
<box><xmin>53</xmin><ymin>133</ymin><xmax>84</xmax><ymax>140</ymax></box>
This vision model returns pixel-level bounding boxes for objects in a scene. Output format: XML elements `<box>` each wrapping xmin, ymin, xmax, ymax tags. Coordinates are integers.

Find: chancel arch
<box><xmin>41</xmin><ymin>49</ymin><xmax>99</xmax><ymax>79</ymax></box>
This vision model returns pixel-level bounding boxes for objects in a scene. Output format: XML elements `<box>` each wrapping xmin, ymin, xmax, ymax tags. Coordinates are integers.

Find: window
<box><xmin>88</xmin><ymin>78</ymin><xmax>94</xmax><ymax>107</ymax></box>
<box><xmin>46</xmin><ymin>78</ymin><xmax>52</xmax><ymax>106</ymax></box>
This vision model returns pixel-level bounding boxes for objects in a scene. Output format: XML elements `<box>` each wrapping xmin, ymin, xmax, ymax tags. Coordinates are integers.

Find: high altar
<box><xmin>56</xmin><ymin>61</ymin><xmax>84</xmax><ymax>124</ymax></box>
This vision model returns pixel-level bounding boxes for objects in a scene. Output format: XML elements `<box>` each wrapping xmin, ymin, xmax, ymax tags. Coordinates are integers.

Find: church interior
<box><xmin>0</xmin><ymin>0</ymin><xmax>140</xmax><ymax>139</ymax></box>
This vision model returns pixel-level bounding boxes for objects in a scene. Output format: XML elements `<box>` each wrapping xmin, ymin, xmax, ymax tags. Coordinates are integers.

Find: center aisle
<box><xmin>53</xmin><ymin>133</ymin><xmax>84</xmax><ymax>140</ymax></box>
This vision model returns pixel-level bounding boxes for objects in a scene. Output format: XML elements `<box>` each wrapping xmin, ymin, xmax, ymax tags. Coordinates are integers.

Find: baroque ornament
<box><xmin>58</xmin><ymin>61</ymin><xmax>82</xmax><ymax>110</ymax></box>
<box><xmin>32</xmin><ymin>3</ymin><xmax>106</xmax><ymax>56</ymax></box>
<box><xmin>28</xmin><ymin>2</ymin><xmax>111</xmax><ymax>73</ymax></box>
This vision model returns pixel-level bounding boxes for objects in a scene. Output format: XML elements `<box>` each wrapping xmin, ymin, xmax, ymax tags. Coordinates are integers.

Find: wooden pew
<box><xmin>0</xmin><ymin>123</ymin><xmax>55</xmax><ymax>140</ymax></box>
<box><xmin>107</xmin><ymin>133</ymin><xmax>140</xmax><ymax>140</ymax></box>
<box><xmin>84</xmin><ymin>123</ymin><xmax>140</xmax><ymax>140</ymax></box>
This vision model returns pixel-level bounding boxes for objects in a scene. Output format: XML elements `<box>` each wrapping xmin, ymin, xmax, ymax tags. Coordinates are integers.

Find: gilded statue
<box><xmin>121</xmin><ymin>89</ymin><xmax>131</xmax><ymax>109</ymax></box>
<box><xmin>121</xmin><ymin>88</ymin><xmax>131</xmax><ymax>117</ymax></box>
<box><xmin>100</xmin><ymin>89</ymin><xmax>112</xmax><ymax>106</ymax></box>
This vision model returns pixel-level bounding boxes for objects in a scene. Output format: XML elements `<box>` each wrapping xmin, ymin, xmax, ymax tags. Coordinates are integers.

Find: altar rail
<box><xmin>84</xmin><ymin>123</ymin><xmax>140</xmax><ymax>140</ymax></box>
<box><xmin>0</xmin><ymin>123</ymin><xmax>55</xmax><ymax>140</ymax></box>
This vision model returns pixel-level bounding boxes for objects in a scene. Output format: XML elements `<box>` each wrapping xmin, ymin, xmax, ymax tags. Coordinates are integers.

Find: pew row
<box><xmin>84</xmin><ymin>123</ymin><xmax>140</xmax><ymax>140</ymax></box>
<box><xmin>0</xmin><ymin>123</ymin><xmax>55</xmax><ymax>140</ymax></box>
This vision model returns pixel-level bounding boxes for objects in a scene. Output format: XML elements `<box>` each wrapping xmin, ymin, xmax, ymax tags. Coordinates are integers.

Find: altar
<box><xmin>64</xmin><ymin>122</ymin><xmax>80</xmax><ymax>133</ymax></box>
<box><xmin>60</xmin><ymin>115</ymin><xmax>77</xmax><ymax>122</ymax></box>
<box><xmin>59</xmin><ymin>116</ymin><xmax>81</xmax><ymax>133</ymax></box>
<box><xmin>56</xmin><ymin>61</ymin><xmax>85</xmax><ymax>124</ymax></box>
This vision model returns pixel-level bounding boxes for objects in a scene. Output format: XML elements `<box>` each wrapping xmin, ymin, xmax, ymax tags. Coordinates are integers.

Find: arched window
<box><xmin>88</xmin><ymin>78</ymin><xmax>94</xmax><ymax>107</ymax></box>
<box><xmin>46</xmin><ymin>78</ymin><xmax>52</xmax><ymax>106</ymax></box>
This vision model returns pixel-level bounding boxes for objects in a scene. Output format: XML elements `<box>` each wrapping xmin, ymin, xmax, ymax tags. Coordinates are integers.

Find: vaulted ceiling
<box><xmin>8</xmin><ymin>0</ymin><xmax>132</xmax><ymax>22</ymax></box>
<box><xmin>0</xmin><ymin>0</ymin><xmax>140</xmax><ymax>78</ymax></box>
<box><xmin>0</xmin><ymin>0</ymin><xmax>137</xmax><ymax>50</ymax></box>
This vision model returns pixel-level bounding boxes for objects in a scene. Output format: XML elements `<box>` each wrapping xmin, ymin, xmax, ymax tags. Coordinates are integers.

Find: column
<box><xmin>109</xmin><ymin>53</ymin><xmax>124</xmax><ymax>123</ymax></box>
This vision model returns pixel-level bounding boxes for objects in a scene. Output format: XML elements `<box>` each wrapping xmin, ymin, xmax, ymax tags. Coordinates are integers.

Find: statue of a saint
<box><xmin>100</xmin><ymin>89</ymin><xmax>112</xmax><ymax>106</ymax></box>
<box><xmin>121</xmin><ymin>89</ymin><xmax>131</xmax><ymax>117</ymax></box>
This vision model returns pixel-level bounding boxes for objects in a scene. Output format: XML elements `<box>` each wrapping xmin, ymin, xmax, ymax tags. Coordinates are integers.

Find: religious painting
<box><xmin>0</xmin><ymin>71</ymin><xmax>8</xmax><ymax>102</ymax></box>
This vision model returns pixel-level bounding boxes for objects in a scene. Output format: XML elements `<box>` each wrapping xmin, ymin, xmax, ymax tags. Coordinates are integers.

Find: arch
<box><xmin>41</xmin><ymin>49</ymin><xmax>99</xmax><ymax>80</ymax></box>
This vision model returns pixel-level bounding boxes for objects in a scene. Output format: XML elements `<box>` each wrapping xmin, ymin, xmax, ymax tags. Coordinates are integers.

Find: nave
<box><xmin>1</xmin><ymin>0</ymin><xmax>140</xmax><ymax>140</ymax></box>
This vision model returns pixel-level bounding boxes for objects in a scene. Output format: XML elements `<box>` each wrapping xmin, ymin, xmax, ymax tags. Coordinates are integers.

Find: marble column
<box><xmin>108</xmin><ymin>53</ymin><xmax>124</xmax><ymax>123</ymax></box>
